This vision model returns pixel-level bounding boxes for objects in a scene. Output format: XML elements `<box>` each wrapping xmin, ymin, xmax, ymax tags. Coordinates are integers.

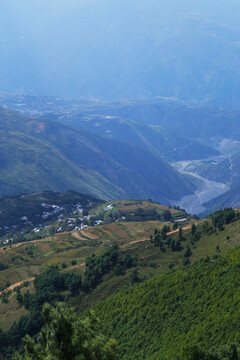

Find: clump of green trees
<box><xmin>210</xmin><ymin>207</ymin><xmax>237</xmax><ymax>231</ymax></box>
<box><xmin>13</xmin><ymin>302</ymin><xmax>118</xmax><ymax>360</ymax></box>
<box><xmin>151</xmin><ymin>225</ymin><xmax>184</xmax><ymax>252</ymax></box>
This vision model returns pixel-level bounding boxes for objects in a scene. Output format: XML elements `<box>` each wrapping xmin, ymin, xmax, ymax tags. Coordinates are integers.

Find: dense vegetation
<box><xmin>94</xmin><ymin>247</ymin><xmax>240</xmax><ymax>360</ymax></box>
<box><xmin>13</xmin><ymin>303</ymin><xmax>118</xmax><ymax>360</ymax></box>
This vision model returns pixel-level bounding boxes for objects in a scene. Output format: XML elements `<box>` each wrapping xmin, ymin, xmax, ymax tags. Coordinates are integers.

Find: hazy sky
<box><xmin>1</xmin><ymin>0</ymin><xmax>240</xmax><ymax>104</ymax></box>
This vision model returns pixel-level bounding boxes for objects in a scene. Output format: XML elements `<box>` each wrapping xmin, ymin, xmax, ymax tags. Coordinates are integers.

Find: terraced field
<box><xmin>0</xmin><ymin>221</ymin><xmax>168</xmax><ymax>290</ymax></box>
<box><xmin>2</xmin><ymin>215</ymin><xmax>240</xmax><ymax>293</ymax></box>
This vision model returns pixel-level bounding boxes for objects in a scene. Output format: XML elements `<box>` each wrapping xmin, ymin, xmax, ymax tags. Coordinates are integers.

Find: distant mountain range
<box><xmin>0</xmin><ymin>106</ymin><xmax>195</xmax><ymax>203</ymax></box>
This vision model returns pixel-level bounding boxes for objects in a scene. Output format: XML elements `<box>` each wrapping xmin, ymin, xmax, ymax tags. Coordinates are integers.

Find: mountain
<box><xmin>6</xmin><ymin>95</ymin><xmax>240</xmax><ymax>215</ymax></box>
<box><xmin>0</xmin><ymin>107</ymin><xmax>195</xmax><ymax>203</ymax></box>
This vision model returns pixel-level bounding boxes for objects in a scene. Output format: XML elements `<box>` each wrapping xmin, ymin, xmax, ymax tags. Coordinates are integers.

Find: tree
<box><xmin>184</xmin><ymin>245</ymin><xmax>192</xmax><ymax>258</ymax></box>
<box><xmin>193</xmin><ymin>231</ymin><xmax>201</xmax><ymax>242</ymax></box>
<box><xmin>154</xmin><ymin>233</ymin><xmax>161</xmax><ymax>246</ymax></box>
<box><xmin>16</xmin><ymin>291</ymin><xmax>23</xmax><ymax>304</ymax></box>
<box><xmin>173</xmin><ymin>222</ymin><xmax>178</xmax><ymax>230</ymax></box>
<box><xmin>191</xmin><ymin>223</ymin><xmax>197</xmax><ymax>236</ymax></box>
<box><xmin>183</xmin><ymin>256</ymin><xmax>190</xmax><ymax>266</ymax></box>
<box><xmin>114</xmin><ymin>264</ymin><xmax>125</xmax><ymax>276</ymax></box>
<box><xmin>175</xmin><ymin>238</ymin><xmax>182</xmax><ymax>251</ymax></box>
<box><xmin>179</xmin><ymin>227</ymin><xmax>183</xmax><ymax>237</ymax></box>
<box><xmin>124</xmin><ymin>254</ymin><xmax>133</xmax><ymax>268</ymax></box>
<box><xmin>161</xmin><ymin>225</ymin><xmax>170</xmax><ymax>240</ymax></box>
<box><xmin>13</xmin><ymin>302</ymin><xmax>118</xmax><ymax>360</ymax></box>
<box><xmin>170</xmin><ymin>239</ymin><xmax>176</xmax><ymax>252</ymax></box>
<box><xmin>130</xmin><ymin>269</ymin><xmax>140</xmax><ymax>284</ymax></box>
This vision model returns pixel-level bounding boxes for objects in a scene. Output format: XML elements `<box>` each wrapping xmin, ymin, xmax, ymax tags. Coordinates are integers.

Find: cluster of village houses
<box><xmin>0</xmin><ymin>202</ymin><xmax>113</xmax><ymax>246</ymax></box>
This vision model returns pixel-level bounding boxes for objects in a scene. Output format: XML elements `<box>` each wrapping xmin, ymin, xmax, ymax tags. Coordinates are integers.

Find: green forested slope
<box><xmin>95</xmin><ymin>247</ymin><xmax>240</xmax><ymax>360</ymax></box>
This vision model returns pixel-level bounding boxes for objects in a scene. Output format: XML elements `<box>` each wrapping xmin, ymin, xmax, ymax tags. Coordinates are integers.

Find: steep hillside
<box><xmin>0</xmin><ymin>107</ymin><xmax>195</xmax><ymax>203</ymax></box>
<box><xmin>94</xmin><ymin>246</ymin><xmax>240</xmax><ymax>360</ymax></box>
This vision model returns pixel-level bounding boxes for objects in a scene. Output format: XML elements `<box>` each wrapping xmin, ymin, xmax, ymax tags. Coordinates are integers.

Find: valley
<box><xmin>172</xmin><ymin>159</ymin><xmax>230</xmax><ymax>215</ymax></box>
